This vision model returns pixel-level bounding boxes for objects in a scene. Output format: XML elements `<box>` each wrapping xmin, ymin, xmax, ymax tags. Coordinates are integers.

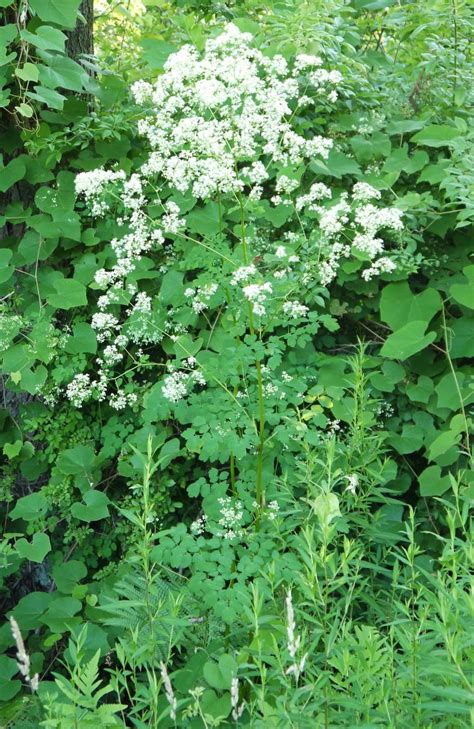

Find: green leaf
<box><xmin>0</xmin><ymin>157</ymin><xmax>26</xmax><ymax>193</ymax></box>
<box><xmin>159</xmin><ymin>438</ymin><xmax>181</xmax><ymax>468</ymax></box>
<box><xmin>265</xmin><ymin>202</ymin><xmax>293</xmax><ymax>227</ymax></box>
<box><xmin>173</xmin><ymin>335</ymin><xmax>203</xmax><ymax>360</ymax></box>
<box><xmin>14</xmin><ymin>62</ymin><xmax>39</xmax><ymax>82</ymax></box>
<box><xmin>160</xmin><ymin>270</ymin><xmax>184</xmax><ymax>305</ymax></box>
<box><xmin>53</xmin><ymin>560</ymin><xmax>87</xmax><ymax>593</ymax></box>
<box><xmin>0</xmin><ymin>249</ymin><xmax>13</xmax><ymax>284</ymax></box>
<box><xmin>316</xmin><ymin>150</ymin><xmax>361</xmax><ymax>178</ymax></box>
<box><xmin>21</xmin><ymin>25</ymin><xmax>67</xmax><ymax>52</ymax></box>
<box><xmin>411</xmin><ymin>125</ymin><xmax>461</xmax><ymax>147</ymax></box>
<box><xmin>450</xmin><ymin>265</ymin><xmax>474</xmax><ymax>309</ymax></box>
<box><xmin>11</xmin><ymin>592</ymin><xmax>53</xmax><ymax>630</ymax></box>
<box><xmin>71</xmin><ymin>491</ymin><xmax>110</xmax><ymax>522</ymax></box>
<box><xmin>380</xmin><ymin>282</ymin><xmax>441</xmax><ymax>330</ymax></box>
<box><xmin>419</xmin><ymin>465</ymin><xmax>451</xmax><ymax>497</ymax></box>
<box><xmin>140</xmin><ymin>39</ymin><xmax>176</xmax><ymax>69</ymax></box>
<box><xmin>0</xmin><ymin>656</ymin><xmax>21</xmax><ymax>702</ymax></box>
<box><xmin>428</xmin><ymin>430</ymin><xmax>461</xmax><ymax>461</ymax></box>
<box><xmin>380</xmin><ymin>321</ymin><xmax>436</xmax><ymax>360</ymax></box>
<box><xmin>15</xmin><ymin>102</ymin><xmax>34</xmax><ymax>118</ymax></box>
<box><xmin>64</xmin><ymin>322</ymin><xmax>97</xmax><ymax>354</ymax></box>
<box><xmin>385</xmin><ymin>119</ymin><xmax>425</xmax><ymax>135</ymax></box>
<box><xmin>47</xmin><ymin>278</ymin><xmax>87</xmax><ymax>309</ymax></box>
<box><xmin>27</xmin><ymin>86</ymin><xmax>66</xmax><ymax>110</ymax></box>
<box><xmin>0</xmin><ymin>25</ymin><xmax>17</xmax><ymax>63</ymax></box>
<box><xmin>39</xmin><ymin>597</ymin><xmax>82</xmax><ymax>633</ymax></box>
<box><xmin>38</xmin><ymin>55</ymin><xmax>87</xmax><ymax>92</ymax></box>
<box><xmin>406</xmin><ymin>375</ymin><xmax>434</xmax><ymax>404</ymax></box>
<box><xmin>16</xmin><ymin>533</ymin><xmax>51</xmax><ymax>563</ymax></box>
<box><xmin>313</xmin><ymin>492</ymin><xmax>341</xmax><ymax>528</ymax></box>
<box><xmin>435</xmin><ymin>372</ymin><xmax>468</xmax><ymax>410</ymax></box>
<box><xmin>28</xmin><ymin>0</ymin><xmax>82</xmax><ymax>28</ymax></box>
<box><xmin>203</xmin><ymin>654</ymin><xmax>237</xmax><ymax>691</ymax></box>
<box><xmin>449</xmin><ymin>316</ymin><xmax>474</xmax><ymax>359</ymax></box>
<box><xmin>187</xmin><ymin>202</ymin><xmax>220</xmax><ymax>236</ymax></box>
<box><xmin>3</xmin><ymin>440</ymin><xmax>22</xmax><ymax>460</ymax></box>
<box><xmin>10</xmin><ymin>492</ymin><xmax>48</xmax><ymax>521</ymax></box>
<box><xmin>57</xmin><ymin>445</ymin><xmax>96</xmax><ymax>476</ymax></box>
<box><xmin>390</xmin><ymin>424</ymin><xmax>424</xmax><ymax>455</ymax></box>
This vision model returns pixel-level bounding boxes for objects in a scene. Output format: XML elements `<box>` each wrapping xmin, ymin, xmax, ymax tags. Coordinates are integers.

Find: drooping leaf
<box><xmin>16</xmin><ymin>533</ymin><xmax>51</xmax><ymax>563</ymax></box>
<box><xmin>380</xmin><ymin>321</ymin><xmax>436</xmax><ymax>360</ymax></box>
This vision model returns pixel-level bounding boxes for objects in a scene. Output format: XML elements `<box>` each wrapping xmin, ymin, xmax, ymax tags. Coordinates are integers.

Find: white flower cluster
<box><xmin>162</xmin><ymin>367</ymin><xmax>206</xmax><ymax>403</ymax></box>
<box><xmin>66</xmin><ymin>372</ymin><xmax>107</xmax><ymax>407</ymax></box>
<box><xmin>190</xmin><ymin>513</ymin><xmax>207</xmax><ymax>535</ymax></box>
<box><xmin>75</xmin><ymin>169</ymin><xmax>126</xmax><ymax>215</ymax></box>
<box><xmin>67</xmin><ymin>24</ymin><xmax>407</xmax><ymax>411</ymax></box>
<box><xmin>132</xmin><ymin>23</ymin><xmax>336</xmax><ymax>200</ymax></box>
<box><xmin>184</xmin><ymin>282</ymin><xmax>218</xmax><ymax>313</ymax></box>
<box><xmin>282</xmin><ymin>300</ymin><xmax>309</xmax><ymax>319</ymax></box>
<box><xmin>313</xmin><ymin>184</ymin><xmax>403</xmax><ymax>285</ymax></box>
<box><xmin>296</xmin><ymin>181</ymin><xmax>332</xmax><ymax>211</ymax></box>
<box><xmin>230</xmin><ymin>265</ymin><xmax>257</xmax><ymax>286</ymax></box>
<box><xmin>243</xmin><ymin>282</ymin><xmax>273</xmax><ymax>316</ymax></box>
<box><xmin>217</xmin><ymin>496</ymin><xmax>244</xmax><ymax>539</ymax></box>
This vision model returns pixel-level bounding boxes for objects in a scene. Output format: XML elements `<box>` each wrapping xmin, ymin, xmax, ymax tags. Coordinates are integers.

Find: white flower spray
<box><xmin>231</xmin><ymin>676</ymin><xmax>245</xmax><ymax>721</ymax></box>
<box><xmin>159</xmin><ymin>660</ymin><xmax>177</xmax><ymax>721</ymax></box>
<box><xmin>285</xmin><ymin>589</ymin><xmax>307</xmax><ymax>683</ymax></box>
<box><xmin>9</xmin><ymin>617</ymin><xmax>39</xmax><ymax>692</ymax></box>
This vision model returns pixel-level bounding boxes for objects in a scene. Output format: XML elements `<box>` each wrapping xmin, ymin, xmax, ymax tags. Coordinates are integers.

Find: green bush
<box><xmin>0</xmin><ymin>1</ymin><xmax>472</xmax><ymax>726</ymax></box>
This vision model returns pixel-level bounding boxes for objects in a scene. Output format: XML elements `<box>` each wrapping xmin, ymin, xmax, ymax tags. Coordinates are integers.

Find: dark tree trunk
<box><xmin>66</xmin><ymin>0</ymin><xmax>94</xmax><ymax>61</ymax></box>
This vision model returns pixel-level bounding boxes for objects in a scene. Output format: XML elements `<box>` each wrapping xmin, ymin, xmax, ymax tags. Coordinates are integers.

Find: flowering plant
<box><xmin>70</xmin><ymin>23</ymin><xmax>406</xmax><ymax>513</ymax></box>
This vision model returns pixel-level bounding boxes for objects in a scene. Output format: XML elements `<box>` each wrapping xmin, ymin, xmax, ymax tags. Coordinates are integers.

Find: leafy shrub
<box><xmin>0</xmin><ymin>1</ymin><xmax>472</xmax><ymax>726</ymax></box>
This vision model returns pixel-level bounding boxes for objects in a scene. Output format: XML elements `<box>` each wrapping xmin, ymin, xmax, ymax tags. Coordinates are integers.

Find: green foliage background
<box><xmin>0</xmin><ymin>0</ymin><xmax>473</xmax><ymax>726</ymax></box>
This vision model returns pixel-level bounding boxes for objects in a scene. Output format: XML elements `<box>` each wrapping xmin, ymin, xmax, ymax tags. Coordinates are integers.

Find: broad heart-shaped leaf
<box><xmin>3</xmin><ymin>440</ymin><xmax>22</xmax><ymax>460</ymax></box>
<box><xmin>20</xmin><ymin>26</ymin><xmax>67</xmax><ymax>52</ymax></box>
<box><xmin>0</xmin><ymin>157</ymin><xmax>26</xmax><ymax>193</ymax></box>
<box><xmin>323</xmin><ymin>150</ymin><xmax>361</xmax><ymax>178</ymax></box>
<box><xmin>411</xmin><ymin>124</ymin><xmax>461</xmax><ymax>147</ymax></box>
<box><xmin>419</xmin><ymin>465</ymin><xmax>451</xmax><ymax>497</ymax></box>
<box><xmin>16</xmin><ymin>533</ymin><xmax>51</xmax><ymax>563</ymax></box>
<box><xmin>187</xmin><ymin>201</ymin><xmax>220</xmax><ymax>236</ymax></box>
<box><xmin>57</xmin><ymin>445</ymin><xmax>96</xmax><ymax>476</ymax></box>
<box><xmin>450</xmin><ymin>265</ymin><xmax>474</xmax><ymax>309</ymax></box>
<box><xmin>71</xmin><ymin>491</ymin><xmax>110</xmax><ymax>522</ymax></box>
<box><xmin>203</xmin><ymin>654</ymin><xmax>237</xmax><ymax>691</ymax></box>
<box><xmin>428</xmin><ymin>429</ymin><xmax>461</xmax><ymax>462</ymax></box>
<box><xmin>28</xmin><ymin>0</ymin><xmax>81</xmax><ymax>28</ymax></box>
<box><xmin>14</xmin><ymin>62</ymin><xmax>39</xmax><ymax>82</ymax></box>
<box><xmin>380</xmin><ymin>282</ymin><xmax>441</xmax><ymax>330</ymax></box>
<box><xmin>380</xmin><ymin>321</ymin><xmax>436</xmax><ymax>360</ymax></box>
<box><xmin>10</xmin><ymin>492</ymin><xmax>48</xmax><ymax>521</ymax></box>
<box><xmin>39</xmin><ymin>597</ymin><xmax>82</xmax><ymax>633</ymax></box>
<box><xmin>47</xmin><ymin>278</ymin><xmax>87</xmax><ymax>309</ymax></box>
<box><xmin>10</xmin><ymin>591</ymin><xmax>53</xmax><ymax>630</ymax></box>
<box><xmin>173</xmin><ymin>335</ymin><xmax>203</xmax><ymax>361</ymax></box>
<box><xmin>53</xmin><ymin>560</ymin><xmax>87</xmax><ymax>594</ymax></box>
<box><xmin>200</xmin><ymin>689</ymin><xmax>232</xmax><ymax>721</ymax></box>
<box><xmin>27</xmin><ymin>85</ymin><xmax>66</xmax><ymax>110</ymax></box>
<box><xmin>449</xmin><ymin>316</ymin><xmax>474</xmax><ymax>359</ymax></box>
<box><xmin>64</xmin><ymin>322</ymin><xmax>97</xmax><ymax>354</ymax></box>
<box><xmin>140</xmin><ymin>38</ymin><xmax>176</xmax><ymax>69</ymax></box>
<box><xmin>0</xmin><ymin>249</ymin><xmax>13</xmax><ymax>284</ymax></box>
<box><xmin>0</xmin><ymin>656</ymin><xmax>21</xmax><ymax>701</ymax></box>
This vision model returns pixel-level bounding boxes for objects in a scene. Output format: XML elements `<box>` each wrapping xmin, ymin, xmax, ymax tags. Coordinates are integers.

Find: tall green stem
<box><xmin>239</xmin><ymin>199</ymin><xmax>266</xmax><ymax>517</ymax></box>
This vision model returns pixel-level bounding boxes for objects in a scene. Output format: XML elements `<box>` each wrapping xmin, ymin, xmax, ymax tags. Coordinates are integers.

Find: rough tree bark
<box><xmin>66</xmin><ymin>0</ymin><xmax>94</xmax><ymax>61</ymax></box>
